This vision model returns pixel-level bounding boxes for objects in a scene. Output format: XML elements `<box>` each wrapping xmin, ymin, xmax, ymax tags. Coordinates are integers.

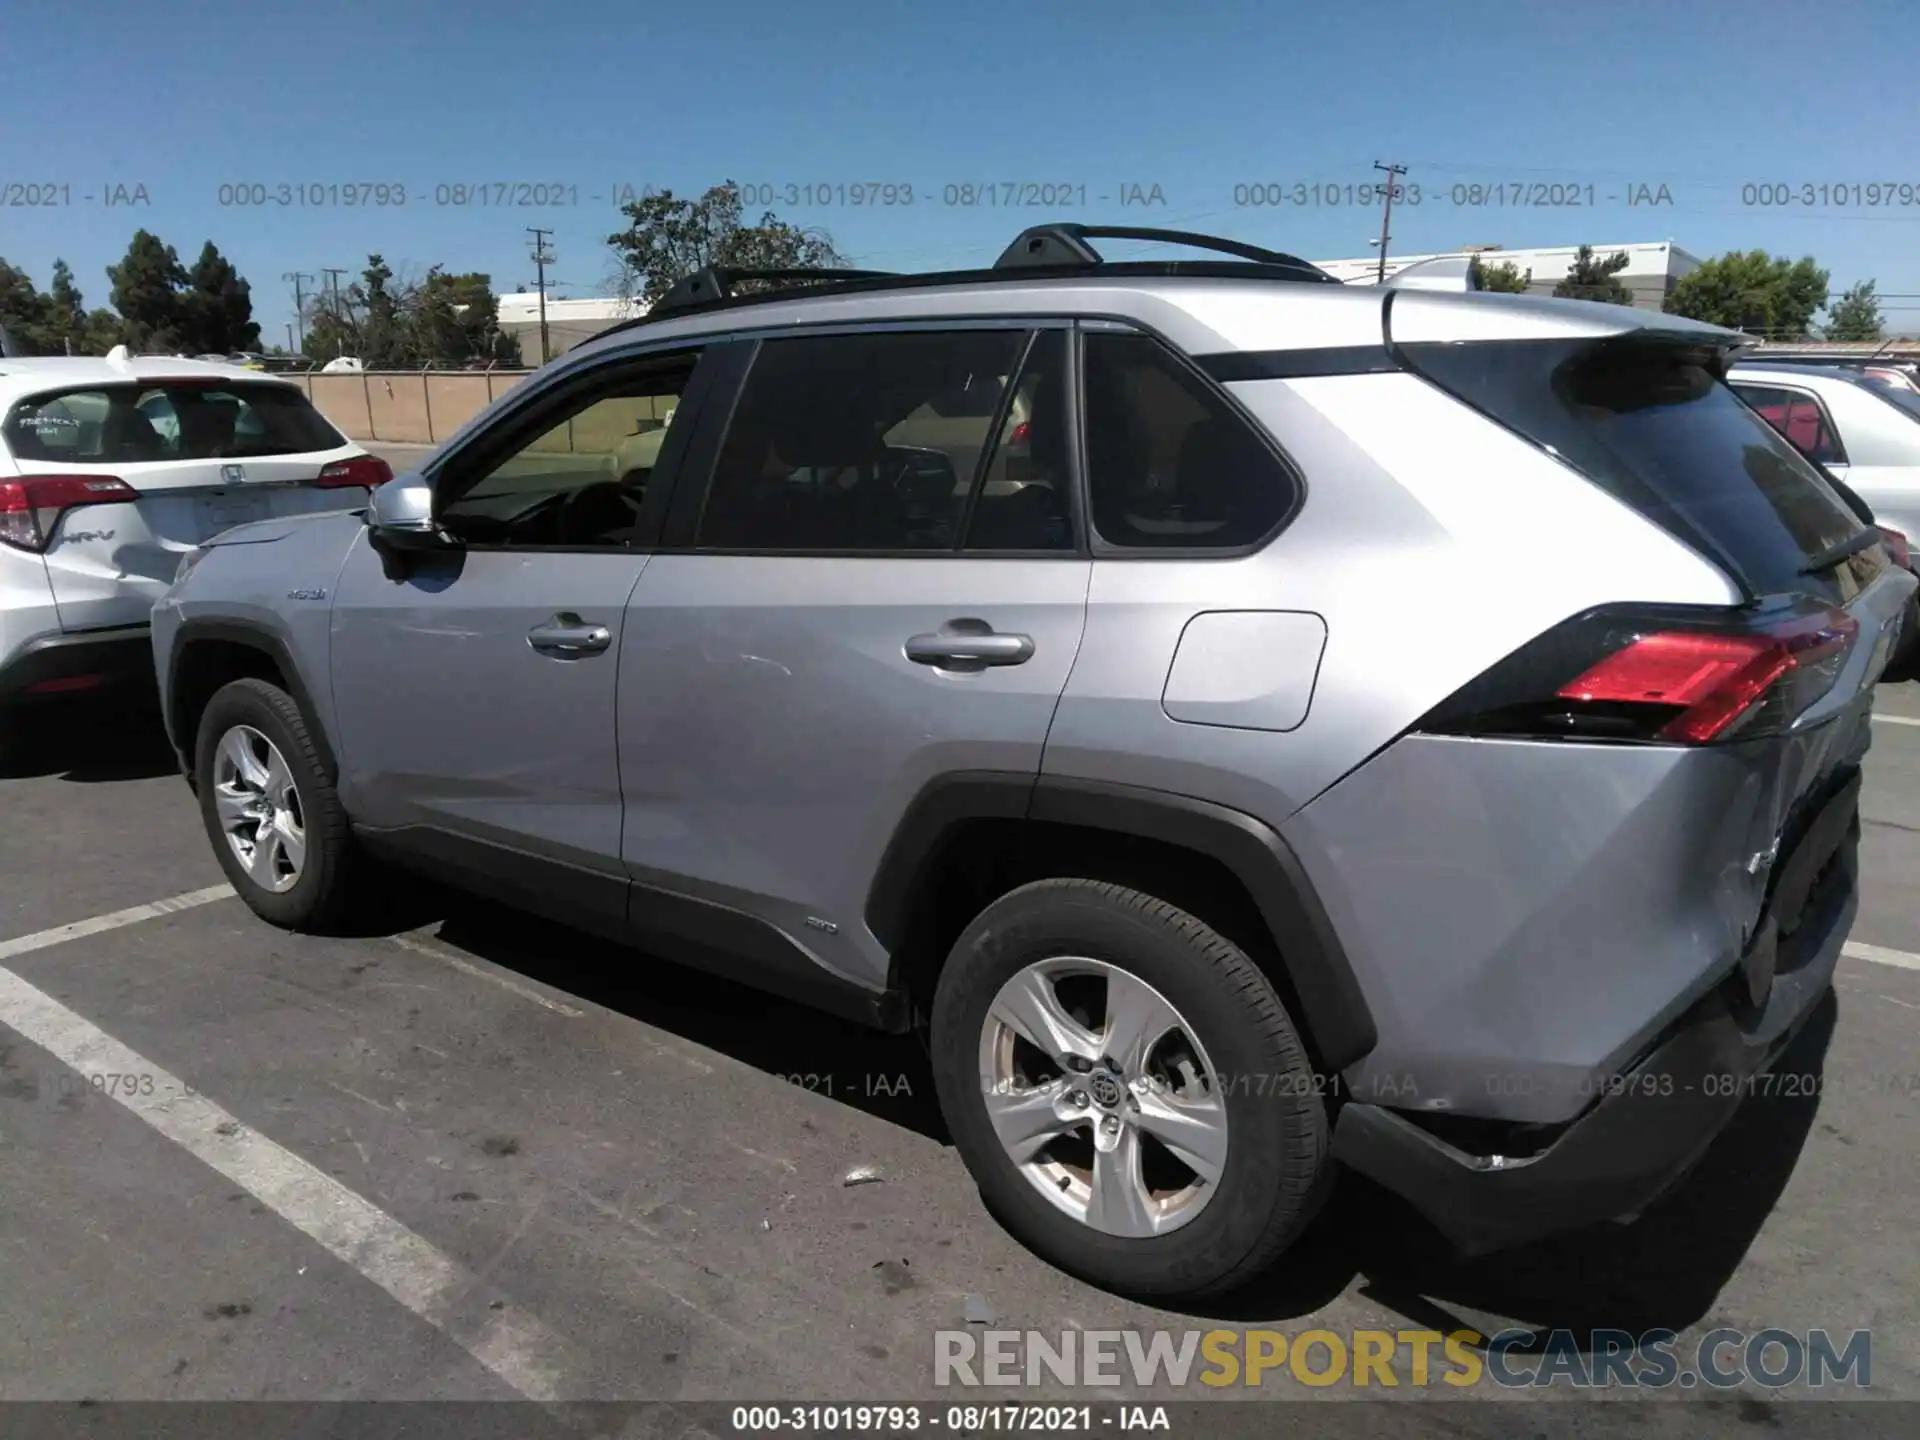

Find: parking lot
<box><xmin>1</xmin><ymin>659</ymin><xmax>1917</xmax><ymax>1424</ymax></box>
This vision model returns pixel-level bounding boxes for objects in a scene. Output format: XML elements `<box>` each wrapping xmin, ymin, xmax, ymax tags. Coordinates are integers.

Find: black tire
<box><xmin>930</xmin><ymin>879</ymin><xmax>1329</xmax><ymax>1300</ymax></box>
<box><xmin>194</xmin><ymin>677</ymin><xmax>362</xmax><ymax>932</ymax></box>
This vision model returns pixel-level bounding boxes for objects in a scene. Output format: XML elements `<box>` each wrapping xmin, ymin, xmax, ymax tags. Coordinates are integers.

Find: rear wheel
<box><xmin>930</xmin><ymin>879</ymin><xmax>1328</xmax><ymax>1299</ymax></box>
<box><xmin>194</xmin><ymin>678</ymin><xmax>361</xmax><ymax>931</ymax></box>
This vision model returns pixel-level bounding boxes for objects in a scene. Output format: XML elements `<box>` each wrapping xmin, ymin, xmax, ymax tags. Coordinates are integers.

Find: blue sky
<box><xmin>4</xmin><ymin>0</ymin><xmax>1918</xmax><ymax>339</ymax></box>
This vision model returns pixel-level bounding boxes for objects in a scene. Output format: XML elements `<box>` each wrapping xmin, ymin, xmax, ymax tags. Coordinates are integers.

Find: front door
<box><xmin>617</xmin><ymin>325</ymin><xmax>1089</xmax><ymax>991</ymax></box>
<box><xmin>328</xmin><ymin>346</ymin><xmax>709</xmax><ymax>922</ymax></box>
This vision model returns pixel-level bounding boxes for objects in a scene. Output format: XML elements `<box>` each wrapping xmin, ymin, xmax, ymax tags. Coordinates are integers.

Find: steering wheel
<box><xmin>557</xmin><ymin>480</ymin><xmax>644</xmax><ymax>545</ymax></box>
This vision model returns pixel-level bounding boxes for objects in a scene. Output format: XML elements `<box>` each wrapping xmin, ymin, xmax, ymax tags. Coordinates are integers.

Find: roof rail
<box><xmin>650</xmin><ymin>265</ymin><xmax>898</xmax><ymax>320</ymax></box>
<box><xmin>591</xmin><ymin>225</ymin><xmax>1346</xmax><ymax>342</ymax></box>
<box><xmin>992</xmin><ymin>223</ymin><xmax>1336</xmax><ymax>281</ymax></box>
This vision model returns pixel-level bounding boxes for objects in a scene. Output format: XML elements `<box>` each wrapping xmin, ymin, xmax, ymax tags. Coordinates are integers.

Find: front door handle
<box><xmin>905</xmin><ymin>620</ymin><xmax>1035</xmax><ymax>671</ymax></box>
<box><xmin>528</xmin><ymin>614</ymin><xmax>612</xmax><ymax>656</ymax></box>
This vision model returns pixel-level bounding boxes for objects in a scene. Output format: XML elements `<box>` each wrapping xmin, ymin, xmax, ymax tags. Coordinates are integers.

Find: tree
<box><xmin>1469</xmin><ymin>257</ymin><xmax>1532</xmax><ymax>294</ymax></box>
<box><xmin>81</xmin><ymin>308</ymin><xmax>127</xmax><ymax>354</ymax></box>
<box><xmin>1663</xmin><ymin>250</ymin><xmax>1829</xmax><ymax>339</ymax></box>
<box><xmin>357</xmin><ymin>254</ymin><xmax>407</xmax><ymax>367</ymax></box>
<box><xmin>0</xmin><ymin>259</ymin><xmax>50</xmax><ymax>353</ymax></box>
<box><xmin>1553</xmin><ymin>244</ymin><xmax>1635</xmax><ymax>305</ymax></box>
<box><xmin>298</xmin><ymin>256</ymin><xmax>522</xmax><ymax>368</ymax></box>
<box><xmin>413</xmin><ymin>269</ymin><xmax>519</xmax><ymax>366</ymax></box>
<box><xmin>44</xmin><ymin>260</ymin><xmax>89</xmax><ymax>354</ymax></box>
<box><xmin>182</xmin><ymin>241</ymin><xmax>261</xmax><ymax>354</ymax></box>
<box><xmin>107</xmin><ymin>230</ymin><xmax>189</xmax><ymax>350</ymax></box>
<box><xmin>607</xmin><ymin>179</ymin><xmax>846</xmax><ymax>306</ymax></box>
<box><xmin>1823</xmin><ymin>280</ymin><xmax>1884</xmax><ymax>343</ymax></box>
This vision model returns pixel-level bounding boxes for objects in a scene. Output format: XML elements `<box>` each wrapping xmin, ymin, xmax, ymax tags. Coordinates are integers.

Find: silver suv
<box><xmin>153</xmin><ymin>225</ymin><xmax>1913</xmax><ymax>1300</ymax></box>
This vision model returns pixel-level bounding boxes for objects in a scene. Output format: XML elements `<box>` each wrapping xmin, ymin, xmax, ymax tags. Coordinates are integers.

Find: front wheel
<box><xmin>194</xmin><ymin>677</ymin><xmax>361</xmax><ymax>932</ymax></box>
<box><xmin>929</xmin><ymin>879</ymin><xmax>1329</xmax><ymax>1299</ymax></box>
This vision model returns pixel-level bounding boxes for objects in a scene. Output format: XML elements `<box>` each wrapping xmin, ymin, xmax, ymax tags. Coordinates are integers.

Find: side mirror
<box><xmin>366</xmin><ymin>470</ymin><xmax>457</xmax><ymax>553</ymax></box>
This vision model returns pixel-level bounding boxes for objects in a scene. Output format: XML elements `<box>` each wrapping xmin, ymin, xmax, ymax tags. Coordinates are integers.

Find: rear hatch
<box><xmin>1395</xmin><ymin>302</ymin><xmax>1914</xmax><ymax>944</ymax></box>
<box><xmin>1</xmin><ymin>377</ymin><xmax>384</xmax><ymax>630</ymax></box>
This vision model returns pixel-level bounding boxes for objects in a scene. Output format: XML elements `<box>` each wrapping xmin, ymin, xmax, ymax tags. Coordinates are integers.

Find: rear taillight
<box><xmin>0</xmin><ymin>474</ymin><xmax>140</xmax><ymax>553</ymax></box>
<box><xmin>1879</xmin><ymin>526</ymin><xmax>1911</xmax><ymax>570</ymax></box>
<box><xmin>316</xmin><ymin>455</ymin><xmax>393</xmax><ymax>489</ymax></box>
<box><xmin>1419</xmin><ymin>601</ymin><xmax>1860</xmax><ymax>746</ymax></box>
<box><xmin>1007</xmin><ymin>421</ymin><xmax>1032</xmax><ymax>447</ymax></box>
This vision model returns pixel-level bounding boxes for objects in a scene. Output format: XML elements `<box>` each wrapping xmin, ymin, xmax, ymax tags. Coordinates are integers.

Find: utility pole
<box><xmin>1373</xmin><ymin>162</ymin><xmax>1408</xmax><ymax>283</ymax></box>
<box><xmin>527</xmin><ymin>227</ymin><xmax>555</xmax><ymax>365</ymax></box>
<box><xmin>321</xmin><ymin>268</ymin><xmax>350</xmax><ymax>317</ymax></box>
<box><xmin>283</xmin><ymin>271</ymin><xmax>314</xmax><ymax>349</ymax></box>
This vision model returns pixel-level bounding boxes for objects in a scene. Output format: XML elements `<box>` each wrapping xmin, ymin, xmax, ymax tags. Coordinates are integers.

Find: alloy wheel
<box><xmin>977</xmin><ymin>956</ymin><xmax>1229</xmax><ymax>1237</ymax></box>
<box><xmin>211</xmin><ymin>724</ymin><xmax>307</xmax><ymax>894</ymax></box>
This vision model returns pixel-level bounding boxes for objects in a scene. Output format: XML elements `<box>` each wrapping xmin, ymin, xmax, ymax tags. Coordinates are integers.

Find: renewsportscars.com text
<box><xmin>934</xmin><ymin>1326</ymin><xmax>1872</xmax><ymax>1390</ymax></box>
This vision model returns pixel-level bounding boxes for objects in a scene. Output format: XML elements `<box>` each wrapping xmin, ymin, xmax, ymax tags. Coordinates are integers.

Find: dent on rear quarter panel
<box><xmin>1277</xmin><ymin>733</ymin><xmax>1792</xmax><ymax>1126</ymax></box>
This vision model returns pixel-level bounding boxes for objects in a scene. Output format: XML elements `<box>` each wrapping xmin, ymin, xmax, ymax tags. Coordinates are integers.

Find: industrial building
<box><xmin>494</xmin><ymin>291</ymin><xmax>644</xmax><ymax>362</ymax></box>
<box><xmin>1310</xmin><ymin>241</ymin><xmax>1702</xmax><ymax>311</ymax></box>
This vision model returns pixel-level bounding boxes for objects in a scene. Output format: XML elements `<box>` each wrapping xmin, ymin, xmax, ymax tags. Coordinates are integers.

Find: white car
<box><xmin>0</xmin><ymin>348</ymin><xmax>388</xmax><ymax>730</ymax></box>
<box><xmin>1729</xmin><ymin>361</ymin><xmax>1920</xmax><ymax>538</ymax></box>
<box><xmin>1729</xmin><ymin>360</ymin><xmax>1920</xmax><ymax>681</ymax></box>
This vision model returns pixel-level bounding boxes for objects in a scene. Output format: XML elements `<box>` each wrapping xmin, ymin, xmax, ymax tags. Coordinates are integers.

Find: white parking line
<box><xmin>0</xmin><ymin>886</ymin><xmax>586</xmax><ymax>1400</ymax></box>
<box><xmin>389</xmin><ymin>933</ymin><xmax>585</xmax><ymax>1018</ymax></box>
<box><xmin>1842</xmin><ymin>940</ymin><xmax>1920</xmax><ymax>972</ymax></box>
<box><xmin>0</xmin><ymin>884</ymin><xmax>234</xmax><ymax>960</ymax></box>
<box><xmin>1872</xmin><ymin>712</ymin><xmax>1920</xmax><ymax>728</ymax></box>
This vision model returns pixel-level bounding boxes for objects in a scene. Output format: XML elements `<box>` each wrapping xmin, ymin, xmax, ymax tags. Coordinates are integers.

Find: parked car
<box><xmin>154</xmin><ymin>224</ymin><xmax>1911</xmax><ymax>1300</ymax></box>
<box><xmin>0</xmin><ymin>349</ymin><xmax>390</xmax><ymax>734</ymax></box>
<box><xmin>1740</xmin><ymin>354</ymin><xmax>1919</xmax><ymax>394</ymax></box>
<box><xmin>1729</xmin><ymin>360</ymin><xmax>1920</xmax><ymax>680</ymax></box>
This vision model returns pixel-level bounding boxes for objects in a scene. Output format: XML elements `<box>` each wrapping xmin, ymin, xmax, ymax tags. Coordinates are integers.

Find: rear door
<box><xmin>1</xmin><ymin>378</ymin><xmax>370</xmax><ymax>629</ymax></box>
<box><xmin>616</xmin><ymin>324</ymin><xmax>1088</xmax><ymax>992</ymax></box>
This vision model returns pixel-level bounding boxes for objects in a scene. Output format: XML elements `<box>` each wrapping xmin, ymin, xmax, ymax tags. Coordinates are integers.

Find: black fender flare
<box><xmin>165</xmin><ymin>618</ymin><xmax>340</xmax><ymax>780</ymax></box>
<box><xmin>865</xmin><ymin>771</ymin><xmax>1378</xmax><ymax>1072</ymax></box>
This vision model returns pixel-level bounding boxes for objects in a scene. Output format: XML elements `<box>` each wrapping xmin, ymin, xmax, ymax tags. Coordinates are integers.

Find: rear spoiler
<box><xmin>1379</xmin><ymin>255</ymin><xmax>1480</xmax><ymax>292</ymax></box>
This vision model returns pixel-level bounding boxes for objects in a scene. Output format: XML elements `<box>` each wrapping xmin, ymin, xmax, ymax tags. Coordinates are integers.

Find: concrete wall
<box><xmin>285</xmin><ymin>370</ymin><xmax>531</xmax><ymax>446</ymax></box>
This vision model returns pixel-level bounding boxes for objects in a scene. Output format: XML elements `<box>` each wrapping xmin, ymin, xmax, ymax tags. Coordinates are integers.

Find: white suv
<box><xmin>0</xmin><ymin>349</ymin><xmax>386</xmax><ymax>732</ymax></box>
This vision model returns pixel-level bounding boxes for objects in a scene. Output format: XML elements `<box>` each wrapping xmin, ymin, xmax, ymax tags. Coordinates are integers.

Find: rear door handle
<box><xmin>528</xmin><ymin>614</ymin><xmax>612</xmax><ymax>656</ymax></box>
<box><xmin>905</xmin><ymin>622</ymin><xmax>1034</xmax><ymax>670</ymax></box>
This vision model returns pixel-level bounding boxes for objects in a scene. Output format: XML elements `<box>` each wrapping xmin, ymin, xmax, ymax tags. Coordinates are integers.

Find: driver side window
<box><xmin>437</xmin><ymin>355</ymin><xmax>696</xmax><ymax>548</ymax></box>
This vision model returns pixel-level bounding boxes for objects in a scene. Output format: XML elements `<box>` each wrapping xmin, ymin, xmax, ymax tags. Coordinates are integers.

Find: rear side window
<box><xmin>3</xmin><ymin>382</ymin><xmax>344</xmax><ymax>463</ymax></box>
<box><xmin>1082</xmin><ymin>332</ymin><xmax>1297</xmax><ymax>549</ymax></box>
<box><xmin>1731</xmin><ymin>383</ymin><xmax>1847</xmax><ymax>466</ymax></box>
<box><xmin>1402</xmin><ymin>337</ymin><xmax>1864</xmax><ymax>596</ymax></box>
<box><xmin>698</xmin><ymin>328</ymin><xmax>1057</xmax><ymax>552</ymax></box>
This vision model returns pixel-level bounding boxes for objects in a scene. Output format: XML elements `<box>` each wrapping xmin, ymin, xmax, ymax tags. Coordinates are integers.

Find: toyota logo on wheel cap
<box><xmin>1089</xmin><ymin>1071</ymin><xmax>1125</xmax><ymax>1109</ymax></box>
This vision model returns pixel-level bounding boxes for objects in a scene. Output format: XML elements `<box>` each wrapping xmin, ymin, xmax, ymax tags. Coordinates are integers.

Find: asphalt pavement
<box><xmin>0</xmin><ymin>675</ymin><xmax>1916</xmax><ymax>1433</ymax></box>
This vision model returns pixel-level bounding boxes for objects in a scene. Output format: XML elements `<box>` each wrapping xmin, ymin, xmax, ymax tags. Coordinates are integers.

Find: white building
<box><xmin>1311</xmin><ymin>241</ymin><xmax>1702</xmax><ymax>311</ymax></box>
<box><xmin>495</xmin><ymin>292</ymin><xmax>646</xmax><ymax>363</ymax></box>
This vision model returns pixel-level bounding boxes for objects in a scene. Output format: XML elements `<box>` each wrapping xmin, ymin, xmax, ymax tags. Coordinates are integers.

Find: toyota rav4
<box><xmin>153</xmin><ymin>225</ymin><xmax>1911</xmax><ymax>1300</ymax></box>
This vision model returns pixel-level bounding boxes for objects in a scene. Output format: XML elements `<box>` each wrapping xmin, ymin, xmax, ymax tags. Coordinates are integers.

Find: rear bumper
<box><xmin>1882</xmin><ymin>575</ymin><xmax>1920</xmax><ymax>683</ymax></box>
<box><xmin>0</xmin><ymin>625</ymin><xmax>154</xmax><ymax>707</ymax></box>
<box><xmin>1330</xmin><ymin>775</ymin><xmax>1857</xmax><ymax>1254</ymax></box>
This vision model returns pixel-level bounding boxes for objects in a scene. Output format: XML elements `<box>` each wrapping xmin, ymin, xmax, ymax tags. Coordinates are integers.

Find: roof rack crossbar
<box><xmin>650</xmin><ymin>265</ymin><xmax>898</xmax><ymax>320</ymax></box>
<box><xmin>992</xmin><ymin>223</ymin><xmax>1332</xmax><ymax>279</ymax></box>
